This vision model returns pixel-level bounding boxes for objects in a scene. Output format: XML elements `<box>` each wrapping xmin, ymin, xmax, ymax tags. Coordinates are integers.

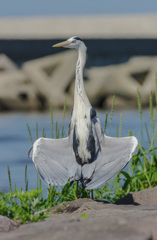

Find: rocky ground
<box><xmin>0</xmin><ymin>187</ymin><xmax>157</xmax><ymax>240</ymax></box>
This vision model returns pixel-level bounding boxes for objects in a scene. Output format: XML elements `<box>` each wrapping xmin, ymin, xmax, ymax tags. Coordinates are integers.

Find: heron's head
<box><xmin>53</xmin><ymin>36</ymin><xmax>86</xmax><ymax>51</ymax></box>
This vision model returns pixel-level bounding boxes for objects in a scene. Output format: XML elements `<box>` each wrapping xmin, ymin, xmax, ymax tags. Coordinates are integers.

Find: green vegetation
<box><xmin>81</xmin><ymin>213</ymin><xmax>88</xmax><ymax>219</ymax></box>
<box><xmin>0</xmin><ymin>81</ymin><xmax>157</xmax><ymax>224</ymax></box>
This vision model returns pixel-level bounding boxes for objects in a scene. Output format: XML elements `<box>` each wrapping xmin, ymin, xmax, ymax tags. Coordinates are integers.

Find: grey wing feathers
<box><xmin>85</xmin><ymin>119</ymin><xmax>138</xmax><ymax>189</ymax></box>
<box><xmin>86</xmin><ymin>135</ymin><xmax>138</xmax><ymax>189</ymax></box>
<box><xmin>28</xmin><ymin>137</ymin><xmax>78</xmax><ymax>186</ymax></box>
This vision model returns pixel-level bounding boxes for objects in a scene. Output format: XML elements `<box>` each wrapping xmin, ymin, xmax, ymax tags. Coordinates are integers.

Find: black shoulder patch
<box><xmin>73</xmin><ymin>126</ymin><xmax>82</xmax><ymax>165</ymax></box>
<box><xmin>90</xmin><ymin>108</ymin><xmax>97</xmax><ymax>119</ymax></box>
<box><xmin>87</xmin><ymin>133</ymin><xmax>96</xmax><ymax>163</ymax></box>
<box><xmin>73</xmin><ymin>37</ymin><xmax>82</xmax><ymax>41</ymax></box>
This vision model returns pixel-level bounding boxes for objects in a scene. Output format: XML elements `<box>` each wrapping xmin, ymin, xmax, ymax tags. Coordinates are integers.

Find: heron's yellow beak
<box><xmin>52</xmin><ymin>41</ymin><xmax>71</xmax><ymax>47</ymax></box>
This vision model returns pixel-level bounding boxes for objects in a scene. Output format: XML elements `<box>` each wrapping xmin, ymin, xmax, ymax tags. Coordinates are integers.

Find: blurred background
<box><xmin>0</xmin><ymin>0</ymin><xmax>157</xmax><ymax>191</ymax></box>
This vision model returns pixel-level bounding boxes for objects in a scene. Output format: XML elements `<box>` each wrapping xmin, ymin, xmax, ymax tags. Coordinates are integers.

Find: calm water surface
<box><xmin>0</xmin><ymin>109</ymin><xmax>154</xmax><ymax>192</ymax></box>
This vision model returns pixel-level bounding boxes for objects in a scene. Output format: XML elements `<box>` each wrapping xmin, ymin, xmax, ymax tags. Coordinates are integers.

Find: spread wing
<box><xmin>85</xmin><ymin>119</ymin><xmax>138</xmax><ymax>189</ymax></box>
<box><xmin>28</xmin><ymin>137</ymin><xmax>80</xmax><ymax>186</ymax></box>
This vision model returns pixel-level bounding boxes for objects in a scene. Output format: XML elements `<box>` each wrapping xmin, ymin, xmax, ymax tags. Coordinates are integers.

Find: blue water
<box><xmin>0</xmin><ymin>109</ymin><xmax>154</xmax><ymax>192</ymax></box>
<box><xmin>0</xmin><ymin>0</ymin><xmax>157</xmax><ymax>18</ymax></box>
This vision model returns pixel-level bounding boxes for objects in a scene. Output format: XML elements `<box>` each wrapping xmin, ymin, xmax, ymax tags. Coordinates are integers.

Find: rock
<box><xmin>85</xmin><ymin>56</ymin><xmax>157</xmax><ymax>108</ymax></box>
<box><xmin>0</xmin><ymin>53</ymin><xmax>156</xmax><ymax>111</ymax></box>
<box><xmin>0</xmin><ymin>53</ymin><xmax>47</xmax><ymax>111</ymax></box>
<box><xmin>1</xmin><ymin>190</ymin><xmax>157</xmax><ymax>240</ymax></box>
<box><xmin>49</xmin><ymin>198</ymin><xmax>94</xmax><ymax>213</ymax></box>
<box><xmin>0</xmin><ymin>71</ymin><xmax>41</xmax><ymax>111</ymax></box>
<box><xmin>104</xmin><ymin>95</ymin><xmax>135</xmax><ymax>109</ymax></box>
<box><xmin>0</xmin><ymin>54</ymin><xmax>17</xmax><ymax>73</ymax></box>
<box><xmin>0</xmin><ymin>215</ymin><xmax>19</xmax><ymax>232</ymax></box>
<box><xmin>116</xmin><ymin>186</ymin><xmax>157</xmax><ymax>205</ymax></box>
<box><xmin>0</xmin><ymin>51</ymin><xmax>77</xmax><ymax>112</ymax></box>
<box><xmin>22</xmin><ymin>50</ymin><xmax>77</xmax><ymax>109</ymax></box>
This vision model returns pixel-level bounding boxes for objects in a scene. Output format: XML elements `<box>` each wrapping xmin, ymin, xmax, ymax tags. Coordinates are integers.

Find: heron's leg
<box><xmin>76</xmin><ymin>181</ymin><xmax>79</xmax><ymax>199</ymax></box>
<box><xmin>91</xmin><ymin>189</ymin><xmax>94</xmax><ymax>200</ymax></box>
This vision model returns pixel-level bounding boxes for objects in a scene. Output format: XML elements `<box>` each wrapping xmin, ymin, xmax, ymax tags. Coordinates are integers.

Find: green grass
<box><xmin>0</xmin><ymin>84</ymin><xmax>157</xmax><ymax>224</ymax></box>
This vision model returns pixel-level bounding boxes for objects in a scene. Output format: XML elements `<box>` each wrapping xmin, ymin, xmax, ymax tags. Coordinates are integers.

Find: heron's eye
<box><xmin>72</xmin><ymin>40</ymin><xmax>76</xmax><ymax>43</ymax></box>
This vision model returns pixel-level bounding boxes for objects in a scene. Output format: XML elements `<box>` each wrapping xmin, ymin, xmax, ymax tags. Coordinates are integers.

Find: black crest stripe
<box><xmin>73</xmin><ymin>37</ymin><xmax>82</xmax><ymax>41</ymax></box>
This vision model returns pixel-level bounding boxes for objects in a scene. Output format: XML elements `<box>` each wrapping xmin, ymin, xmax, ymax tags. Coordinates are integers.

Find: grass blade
<box><xmin>25</xmin><ymin>163</ymin><xmax>28</xmax><ymax>191</ymax></box>
<box><xmin>55</xmin><ymin>121</ymin><xmax>59</xmax><ymax>139</ymax></box>
<box><xmin>7</xmin><ymin>166</ymin><xmax>12</xmax><ymax>192</ymax></box>
<box><xmin>109</xmin><ymin>95</ymin><xmax>115</xmax><ymax>132</ymax></box>
<box><xmin>36</xmin><ymin>122</ymin><xmax>38</xmax><ymax>140</ymax></box>
<box><xmin>61</xmin><ymin>99</ymin><xmax>66</xmax><ymax>138</ymax></box>
<box><xmin>149</xmin><ymin>91</ymin><xmax>155</xmax><ymax>148</ymax></box>
<box><xmin>50</xmin><ymin>103</ymin><xmax>54</xmax><ymax>139</ymax></box>
<box><xmin>155</xmin><ymin>73</ymin><xmax>157</xmax><ymax>107</ymax></box>
<box><xmin>145</xmin><ymin>122</ymin><xmax>151</xmax><ymax>146</ymax></box>
<box><xmin>42</xmin><ymin>128</ymin><xmax>46</xmax><ymax>138</ymax></box>
<box><xmin>27</xmin><ymin>123</ymin><xmax>33</xmax><ymax>145</ymax></box>
<box><xmin>137</xmin><ymin>89</ymin><xmax>143</xmax><ymax>145</ymax></box>
<box><xmin>104</xmin><ymin>112</ymin><xmax>108</xmax><ymax>133</ymax></box>
<box><xmin>119</xmin><ymin>113</ymin><xmax>122</xmax><ymax>137</ymax></box>
<box><xmin>149</xmin><ymin>91</ymin><xmax>154</xmax><ymax>128</ymax></box>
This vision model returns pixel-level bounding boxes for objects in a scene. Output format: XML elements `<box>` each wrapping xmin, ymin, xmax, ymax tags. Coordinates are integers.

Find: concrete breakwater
<box><xmin>0</xmin><ymin>49</ymin><xmax>156</xmax><ymax>111</ymax></box>
<box><xmin>1</xmin><ymin>15</ymin><xmax>157</xmax><ymax>111</ymax></box>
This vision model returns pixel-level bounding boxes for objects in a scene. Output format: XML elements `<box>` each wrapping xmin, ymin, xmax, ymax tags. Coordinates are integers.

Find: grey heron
<box><xmin>28</xmin><ymin>36</ymin><xmax>138</xmax><ymax>192</ymax></box>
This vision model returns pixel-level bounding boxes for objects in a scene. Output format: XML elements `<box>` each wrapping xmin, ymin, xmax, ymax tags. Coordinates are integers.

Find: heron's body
<box><xmin>29</xmin><ymin>37</ymin><xmax>138</xmax><ymax>189</ymax></box>
<box><xmin>71</xmin><ymin>41</ymin><xmax>98</xmax><ymax>166</ymax></box>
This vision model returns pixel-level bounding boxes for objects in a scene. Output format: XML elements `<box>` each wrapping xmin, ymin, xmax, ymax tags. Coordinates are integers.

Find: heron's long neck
<box><xmin>74</xmin><ymin>44</ymin><xmax>90</xmax><ymax>109</ymax></box>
